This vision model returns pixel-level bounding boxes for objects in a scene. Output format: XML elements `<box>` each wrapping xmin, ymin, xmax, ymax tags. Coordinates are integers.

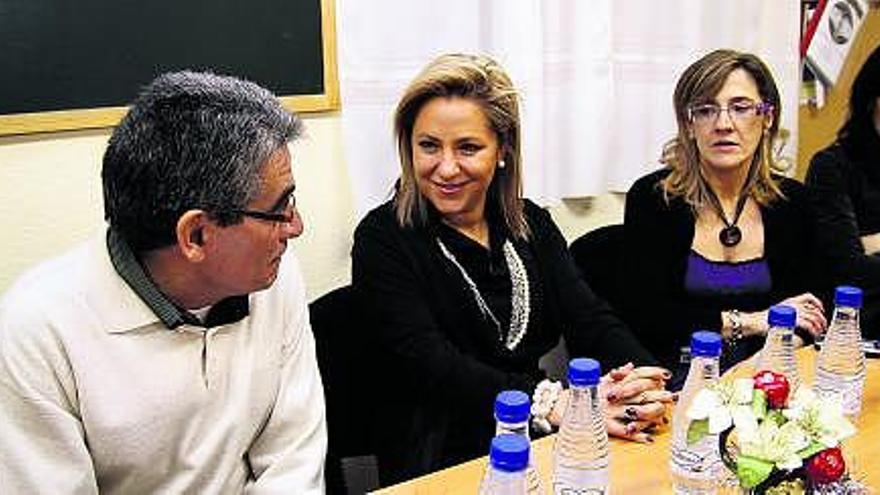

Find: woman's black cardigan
<box><xmin>352</xmin><ymin>198</ymin><xmax>655</xmax><ymax>485</ymax></box>
<box><xmin>806</xmin><ymin>142</ymin><xmax>880</xmax><ymax>337</ymax></box>
<box><xmin>620</xmin><ymin>169</ymin><xmax>820</xmax><ymax>378</ymax></box>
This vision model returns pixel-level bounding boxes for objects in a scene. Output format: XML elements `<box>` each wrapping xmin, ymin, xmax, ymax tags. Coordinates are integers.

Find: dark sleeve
<box><xmin>526</xmin><ymin>203</ymin><xmax>658</xmax><ymax>369</ymax></box>
<box><xmin>769</xmin><ymin>179</ymin><xmax>821</xmax><ymax>344</ymax></box>
<box><xmin>622</xmin><ymin>175</ymin><xmax>723</xmax><ymax>358</ymax></box>
<box><xmin>805</xmin><ymin>149</ymin><xmax>880</xmax><ymax>289</ymax></box>
<box><xmin>351</xmin><ymin>210</ymin><xmax>537</xmax><ymax>408</ymax></box>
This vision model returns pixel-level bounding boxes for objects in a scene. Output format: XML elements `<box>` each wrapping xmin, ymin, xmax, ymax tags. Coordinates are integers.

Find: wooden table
<box><xmin>375</xmin><ymin>348</ymin><xmax>879</xmax><ymax>494</ymax></box>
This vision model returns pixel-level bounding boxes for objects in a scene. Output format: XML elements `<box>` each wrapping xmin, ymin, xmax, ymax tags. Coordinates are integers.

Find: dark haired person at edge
<box><xmin>806</xmin><ymin>46</ymin><xmax>880</xmax><ymax>338</ymax></box>
<box><xmin>622</xmin><ymin>50</ymin><xmax>826</xmax><ymax>389</ymax></box>
<box><xmin>352</xmin><ymin>53</ymin><xmax>674</xmax><ymax>486</ymax></box>
<box><xmin>0</xmin><ymin>72</ymin><xmax>326</xmax><ymax>493</ymax></box>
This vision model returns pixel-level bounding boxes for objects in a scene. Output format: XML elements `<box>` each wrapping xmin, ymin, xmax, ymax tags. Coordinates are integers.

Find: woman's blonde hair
<box><xmin>393</xmin><ymin>53</ymin><xmax>529</xmax><ymax>239</ymax></box>
<box><xmin>660</xmin><ymin>49</ymin><xmax>787</xmax><ymax>209</ymax></box>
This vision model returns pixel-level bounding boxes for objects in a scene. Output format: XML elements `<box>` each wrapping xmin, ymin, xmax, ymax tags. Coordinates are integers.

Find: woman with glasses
<box><xmin>352</xmin><ymin>53</ymin><xmax>674</xmax><ymax>485</ymax></box>
<box><xmin>621</xmin><ymin>49</ymin><xmax>826</xmax><ymax>387</ymax></box>
<box><xmin>806</xmin><ymin>46</ymin><xmax>880</xmax><ymax>338</ymax></box>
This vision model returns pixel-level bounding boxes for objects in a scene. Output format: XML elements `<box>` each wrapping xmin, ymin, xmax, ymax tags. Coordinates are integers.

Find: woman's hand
<box><xmin>603</xmin><ymin>364</ymin><xmax>675</xmax><ymax>443</ymax></box>
<box><xmin>740</xmin><ymin>293</ymin><xmax>827</xmax><ymax>339</ymax></box>
<box><xmin>778</xmin><ymin>293</ymin><xmax>827</xmax><ymax>338</ymax></box>
<box><xmin>547</xmin><ymin>363</ymin><xmax>676</xmax><ymax>444</ymax></box>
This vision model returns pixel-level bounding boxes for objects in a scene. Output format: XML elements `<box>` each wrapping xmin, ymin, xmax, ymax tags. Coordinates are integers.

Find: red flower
<box><xmin>806</xmin><ymin>447</ymin><xmax>846</xmax><ymax>484</ymax></box>
<box><xmin>752</xmin><ymin>370</ymin><xmax>790</xmax><ymax>409</ymax></box>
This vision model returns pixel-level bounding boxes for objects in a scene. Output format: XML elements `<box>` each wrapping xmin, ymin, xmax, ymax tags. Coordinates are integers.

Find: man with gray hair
<box><xmin>0</xmin><ymin>71</ymin><xmax>326</xmax><ymax>493</ymax></box>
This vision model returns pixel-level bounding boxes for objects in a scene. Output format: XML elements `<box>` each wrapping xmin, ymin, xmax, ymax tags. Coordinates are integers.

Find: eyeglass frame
<box><xmin>686</xmin><ymin>99</ymin><xmax>774</xmax><ymax>127</ymax></box>
<box><xmin>234</xmin><ymin>193</ymin><xmax>297</xmax><ymax>224</ymax></box>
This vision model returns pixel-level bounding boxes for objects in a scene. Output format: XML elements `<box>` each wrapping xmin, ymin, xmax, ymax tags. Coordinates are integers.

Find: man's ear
<box><xmin>175</xmin><ymin>210</ymin><xmax>210</xmax><ymax>263</ymax></box>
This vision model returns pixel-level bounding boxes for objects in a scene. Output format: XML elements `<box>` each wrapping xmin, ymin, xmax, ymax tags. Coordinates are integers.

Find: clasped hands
<box><xmin>547</xmin><ymin>362</ymin><xmax>675</xmax><ymax>444</ymax></box>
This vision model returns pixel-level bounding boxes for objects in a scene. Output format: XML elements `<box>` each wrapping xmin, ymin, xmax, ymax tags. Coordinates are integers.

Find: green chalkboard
<box><xmin>0</xmin><ymin>0</ymin><xmax>338</xmax><ymax>135</ymax></box>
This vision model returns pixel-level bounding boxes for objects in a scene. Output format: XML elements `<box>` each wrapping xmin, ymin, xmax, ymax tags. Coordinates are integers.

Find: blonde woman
<box><xmin>352</xmin><ymin>53</ymin><xmax>672</xmax><ymax>485</ymax></box>
<box><xmin>622</xmin><ymin>50</ymin><xmax>826</xmax><ymax>388</ymax></box>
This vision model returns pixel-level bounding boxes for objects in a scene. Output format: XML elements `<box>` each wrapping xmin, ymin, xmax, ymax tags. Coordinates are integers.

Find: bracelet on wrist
<box><xmin>727</xmin><ymin>309</ymin><xmax>743</xmax><ymax>344</ymax></box>
<box><xmin>531</xmin><ymin>379</ymin><xmax>562</xmax><ymax>433</ymax></box>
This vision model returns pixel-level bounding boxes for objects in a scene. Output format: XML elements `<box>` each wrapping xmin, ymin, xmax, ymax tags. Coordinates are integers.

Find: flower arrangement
<box><xmin>686</xmin><ymin>370</ymin><xmax>868</xmax><ymax>494</ymax></box>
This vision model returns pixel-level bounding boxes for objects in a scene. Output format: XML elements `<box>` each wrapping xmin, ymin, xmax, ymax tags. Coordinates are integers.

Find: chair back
<box><xmin>310</xmin><ymin>285</ymin><xmax>379</xmax><ymax>493</ymax></box>
<box><xmin>569</xmin><ymin>224</ymin><xmax>625</xmax><ymax>310</ymax></box>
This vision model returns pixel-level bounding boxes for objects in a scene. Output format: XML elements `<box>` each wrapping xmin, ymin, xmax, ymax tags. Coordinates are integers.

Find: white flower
<box><xmin>740</xmin><ymin>420</ymin><xmax>810</xmax><ymax>471</ymax></box>
<box><xmin>731</xmin><ymin>377</ymin><xmax>754</xmax><ymax>403</ymax></box>
<box><xmin>687</xmin><ymin>378</ymin><xmax>756</xmax><ymax>434</ymax></box>
<box><xmin>783</xmin><ymin>387</ymin><xmax>855</xmax><ymax>447</ymax></box>
<box><xmin>730</xmin><ymin>404</ymin><xmax>760</xmax><ymax>442</ymax></box>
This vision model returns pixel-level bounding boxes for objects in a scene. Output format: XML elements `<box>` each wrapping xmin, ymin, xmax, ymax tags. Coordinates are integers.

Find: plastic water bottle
<box><xmin>815</xmin><ymin>286</ymin><xmax>867</xmax><ymax>417</ymax></box>
<box><xmin>670</xmin><ymin>331</ymin><xmax>723</xmax><ymax>495</ymax></box>
<box><xmin>495</xmin><ymin>390</ymin><xmax>531</xmax><ymax>436</ymax></box>
<box><xmin>494</xmin><ymin>390</ymin><xmax>544</xmax><ymax>494</ymax></box>
<box><xmin>479</xmin><ymin>434</ymin><xmax>530</xmax><ymax>495</ymax></box>
<box><xmin>552</xmin><ymin>358</ymin><xmax>610</xmax><ymax>494</ymax></box>
<box><xmin>755</xmin><ymin>305</ymin><xmax>801</xmax><ymax>391</ymax></box>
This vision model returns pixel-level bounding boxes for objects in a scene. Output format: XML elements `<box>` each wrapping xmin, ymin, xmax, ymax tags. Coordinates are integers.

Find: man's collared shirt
<box><xmin>106</xmin><ymin>228</ymin><xmax>249</xmax><ymax>329</ymax></box>
<box><xmin>0</xmin><ymin>230</ymin><xmax>326</xmax><ymax>494</ymax></box>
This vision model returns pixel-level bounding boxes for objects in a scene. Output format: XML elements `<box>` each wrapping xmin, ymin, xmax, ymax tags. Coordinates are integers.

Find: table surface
<box><xmin>375</xmin><ymin>348</ymin><xmax>879</xmax><ymax>494</ymax></box>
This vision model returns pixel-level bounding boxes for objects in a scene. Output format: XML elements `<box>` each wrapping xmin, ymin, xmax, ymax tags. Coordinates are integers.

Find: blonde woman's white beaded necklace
<box><xmin>436</xmin><ymin>237</ymin><xmax>530</xmax><ymax>351</ymax></box>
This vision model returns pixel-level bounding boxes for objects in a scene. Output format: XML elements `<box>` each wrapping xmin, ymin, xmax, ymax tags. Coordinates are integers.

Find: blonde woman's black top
<box><xmin>352</xmin><ymin>198</ymin><xmax>655</xmax><ymax>485</ymax></box>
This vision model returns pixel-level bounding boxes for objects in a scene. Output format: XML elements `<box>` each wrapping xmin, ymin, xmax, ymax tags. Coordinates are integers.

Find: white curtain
<box><xmin>338</xmin><ymin>0</ymin><xmax>800</xmax><ymax>217</ymax></box>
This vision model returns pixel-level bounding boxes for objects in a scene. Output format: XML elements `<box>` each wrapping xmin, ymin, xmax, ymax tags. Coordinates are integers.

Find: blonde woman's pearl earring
<box><xmin>498</xmin><ymin>160</ymin><xmax>506</xmax><ymax>168</ymax></box>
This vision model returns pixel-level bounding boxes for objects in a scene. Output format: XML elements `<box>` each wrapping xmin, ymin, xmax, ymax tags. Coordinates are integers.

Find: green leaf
<box><xmin>737</xmin><ymin>454</ymin><xmax>775</xmax><ymax>489</ymax></box>
<box><xmin>687</xmin><ymin>419</ymin><xmax>709</xmax><ymax>446</ymax></box>
<box><xmin>752</xmin><ymin>389</ymin><xmax>767</xmax><ymax>419</ymax></box>
<box><xmin>766</xmin><ymin>410</ymin><xmax>786</xmax><ymax>426</ymax></box>
<box><xmin>797</xmin><ymin>441</ymin><xmax>826</xmax><ymax>459</ymax></box>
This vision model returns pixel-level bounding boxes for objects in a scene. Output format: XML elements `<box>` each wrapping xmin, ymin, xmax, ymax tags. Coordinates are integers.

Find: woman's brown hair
<box><xmin>660</xmin><ymin>49</ymin><xmax>788</xmax><ymax>209</ymax></box>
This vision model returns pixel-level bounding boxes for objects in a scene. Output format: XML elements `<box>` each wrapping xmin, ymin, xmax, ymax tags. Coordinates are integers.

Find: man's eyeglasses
<box><xmin>687</xmin><ymin>100</ymin><xmax>773</xmax><ymax>127</ymax></box>
<box><xmin>235</xmin><ymin>194</ymin><xmax>297</xmax><ymax>224</ymax></box>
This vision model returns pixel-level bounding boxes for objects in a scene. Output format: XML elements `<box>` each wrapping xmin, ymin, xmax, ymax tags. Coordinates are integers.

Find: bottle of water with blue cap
<box><xmin>815</xmin><ymin>286</ymin><xmax>866</xmax><ymax>417</ymax></box>
<box><xmin>479</xmin><ymin>434</ymin><xmax>530</xmax><ymax>495</ymax></box>
<box><xmin>495</xmin><ymin>390</ymin><xmax>531</xmax><ymax>437</ymax></box>
<box><xmin>552</xmin><ymin>358</ymin><xmax>609</xmax><ymax>494</ymax></box>
<box><xmin>494</xmin><ymin>391</ymin><xmax>543</xmax><ymax>493</ymax></box>
<box><xmin>670</xmin><ymin>331</ymin><xmax>723</xmax><ymax>495</ymax></box>
<box><xmin>756</xmin><ymin>304</ymin><xmax>801</xmax><ymax>391</ymax></box>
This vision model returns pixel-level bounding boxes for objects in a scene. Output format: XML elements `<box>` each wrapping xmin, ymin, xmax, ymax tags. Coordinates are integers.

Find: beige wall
<box><xmin>0</xmin><ymin>114</ymin><xmax>622</xmax><ymax>301</ymax></box>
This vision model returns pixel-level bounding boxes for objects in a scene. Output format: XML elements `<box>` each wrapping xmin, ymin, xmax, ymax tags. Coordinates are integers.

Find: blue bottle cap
<box><xmin>691</xmin><ymin>331</ymin><xmax>722</xmax><ymax>358</ymax></box>
<box><xmin>768</xmin><ymin>305</ymin><xmax>796</xmax><ymax>328</ymax></box>
<box><xmin>835</xmin><ymin>286</ymin><xmax>863</xmax><ymax>308</ymax></box>
<box><xmin>494</xmin><ymin>390</ymin><xmax>530</xmax><ymax>424</ymax></box>
<box><xmin>488</xmin><ymin>434</ymin><xmax>529</xmax><ymax>472</ymax></box>
<box><xmin>568</xmin><ymin>358</ymin><xmax>601</xmax><ymax>386</ymax></box>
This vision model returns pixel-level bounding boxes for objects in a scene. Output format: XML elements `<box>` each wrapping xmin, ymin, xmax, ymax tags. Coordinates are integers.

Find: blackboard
<box><xmin>0</xmin><ymin>0</ymin><xmax>338</xmax><ymax>136</ymax></box>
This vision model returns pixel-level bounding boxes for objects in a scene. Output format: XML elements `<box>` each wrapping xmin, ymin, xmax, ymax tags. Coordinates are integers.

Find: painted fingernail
<box><xmin>607</xmin><ymin>392</ymin><xmax>618</xmax><ymax>401</ymax></box>
<box><xmin>645</xmin><ymin>435</ymin><xmax>655</xmax><ymax>443</ymax></box>
<box><xmin>626</xmin><ymin>423</ymin><xmax>638</xmax><ymax>435</ymax></box>
<box><xmin>625</xmin><ymin>406</ymin><xmax>638</xmax><ymax>418</ymax></box>
<box><xmin>662</xmin><ymin>371</ymin><xmax>672</xmax><ymax>379</ymax></box>
<box><xmin>663</xmin><ymin>416</ymin><xmax>669</xmax><ymax>424</ymax></box>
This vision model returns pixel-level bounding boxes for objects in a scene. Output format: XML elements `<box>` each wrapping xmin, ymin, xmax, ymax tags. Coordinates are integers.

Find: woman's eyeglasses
<box><xmin>687</xmin><ymin>100</ymin><xmax>773</xmax><ymax>127</ymax></box>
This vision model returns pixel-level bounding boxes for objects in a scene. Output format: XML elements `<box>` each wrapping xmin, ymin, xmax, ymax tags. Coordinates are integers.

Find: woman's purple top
<box><xmin>684</xmin><ymin>249</ymin><xmax>772</xmax><ymax>297</ymax></box>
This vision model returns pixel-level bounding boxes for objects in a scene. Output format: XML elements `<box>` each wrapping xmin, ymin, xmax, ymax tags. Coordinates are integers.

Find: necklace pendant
<box><xmin>719</xmin><ymin>225</ymin><xmax>742</xmax><ymax>247</ymax></box>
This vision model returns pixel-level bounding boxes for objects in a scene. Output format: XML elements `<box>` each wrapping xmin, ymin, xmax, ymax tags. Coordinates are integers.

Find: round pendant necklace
<box><xmin>719</xmin><ymin>224</ymin><xmax>742</xmax><ymax>247</ymax></box>
<box><xmin>705</xmin><ymin>184</ymin><xmax>750</xmax><ymax>248</ymax></box>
